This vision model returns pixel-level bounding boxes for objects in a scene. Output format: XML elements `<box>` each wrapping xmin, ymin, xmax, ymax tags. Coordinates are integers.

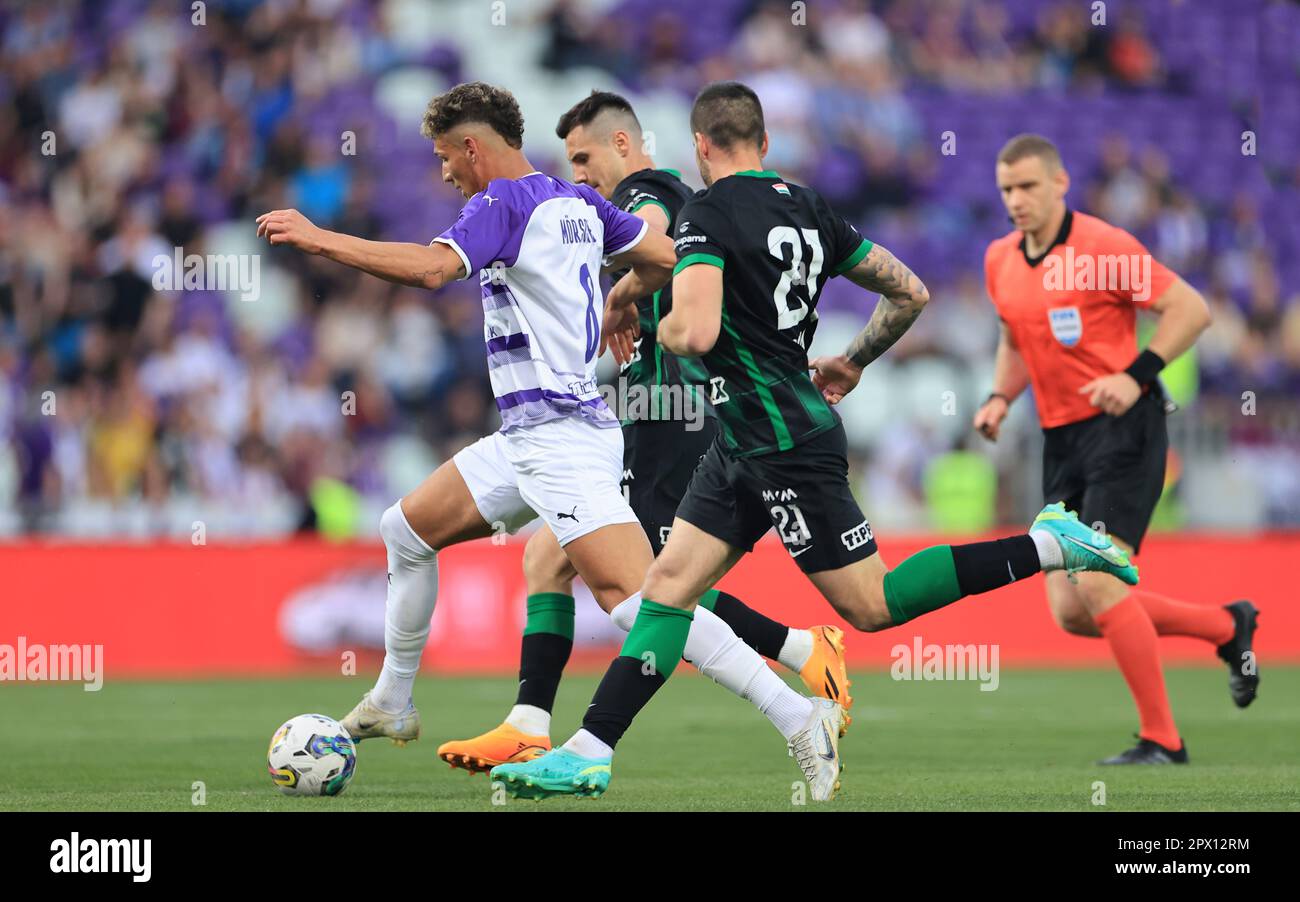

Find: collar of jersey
<box><xmin>621</xmin><ymin>167</ymin><xmax>682</xmax><ymax>184</ymax></box>
<box><xmin>1018</xmin><ymin>208</ymin><xmax>1074</xmax><ymax>268</ymax></box>
<box><xmin>732</xmin><ymin>169</ymin><xmax>781</xmax><ymax>179</ymax></box>
<box><xmin>473</xmin><ymin>172</ymin><xmax>545</xmax><ymax>202</ymax></box>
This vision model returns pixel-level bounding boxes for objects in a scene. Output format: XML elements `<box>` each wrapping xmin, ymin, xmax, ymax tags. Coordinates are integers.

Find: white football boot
<box><xmin>789</xmin><ymin>697</ymin><xmax>845</xmax><ymax>801</ymax></box>
<box><xmin>339</xmin><ymin>691</ymin><xmax>421</xmax><ymax>746</ymax></box>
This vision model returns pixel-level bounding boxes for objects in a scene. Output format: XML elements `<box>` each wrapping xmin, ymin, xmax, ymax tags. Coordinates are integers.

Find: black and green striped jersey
<box><xmin>672</xmin><ymin>169</ymin><xmax>872</xmax><ymax>458</ymax></box>
<box><xmin>608</xmin><ymin>168</ymin><xmax>713</xmax><ymax>424</ymax></box>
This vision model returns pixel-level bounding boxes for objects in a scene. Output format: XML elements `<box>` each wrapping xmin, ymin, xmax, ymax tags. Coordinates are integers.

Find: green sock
<box><xmin>523</xmin><ymin>592</ymin><xmax>575</xmax><ymax>639</ymax></box>
<box><xmin>883</xmin><ymin>545</ymin><xmax>961</xmax><ymax>626</ymax></box>
<box><xmin>696</xmin><ymin>588</ymin><xmax>721</xmax><ymax>611</ymax></box>
<box><xmin>619</xmin><ymin>599</ymin><xmax>694</xmax><ymax>679</ymax></box>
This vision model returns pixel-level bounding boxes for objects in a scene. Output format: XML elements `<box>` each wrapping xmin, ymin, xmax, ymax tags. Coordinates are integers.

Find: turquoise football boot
<box><xmin>490</xmin><ymin>747</ymin><xmax>612</xmax><ymax>800</ymax></box>
<box><xmin>1030</xmin><ymin>502</ymin><xmax>1139</xmax><ymax>585</ymax></box>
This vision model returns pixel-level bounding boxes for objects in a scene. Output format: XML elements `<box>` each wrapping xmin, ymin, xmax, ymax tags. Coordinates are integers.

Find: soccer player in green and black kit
<box><xmin>493</xmin><ymin>82</ymin><xmax>1141</xmax><ymax>801</ymax></box>
<box><xmin>437</xmin><ymin>92</ymin><xmax>855</xmax><ymax>775</ymax></box>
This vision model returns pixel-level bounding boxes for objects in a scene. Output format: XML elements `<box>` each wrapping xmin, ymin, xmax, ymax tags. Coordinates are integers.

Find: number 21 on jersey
<box><xmin>767</xmin><ymin>226</ymin><xmax>824</xmax><ymax>334</ymax></box>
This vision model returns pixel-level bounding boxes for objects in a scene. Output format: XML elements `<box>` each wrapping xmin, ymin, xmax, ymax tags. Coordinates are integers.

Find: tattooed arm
<box><xmin>841</xmin><ymin>243</ymin><xmax>931</xmax><ymax>367</ymax></box>
<box><xmin>809</xmin><ymin>244</ymin><xmax>930</xmax><ymax>403</ymax></box>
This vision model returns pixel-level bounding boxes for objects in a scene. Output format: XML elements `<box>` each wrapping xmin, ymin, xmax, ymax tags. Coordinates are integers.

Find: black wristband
<box><xmin>1124</xmin><ymin>349</ymin><xmax>1166</xmax><ymax>386</ymax></box>
<box><xmin>985</xmin><ymin>392</ymin><xmax>1010</xmax><ymax>407</ymax></box>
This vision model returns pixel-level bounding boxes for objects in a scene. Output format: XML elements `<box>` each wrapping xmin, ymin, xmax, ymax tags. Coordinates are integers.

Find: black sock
<box><xmin>950</xmin><ymin>535</ymin><xmax>1041</xmax><ymax>596</ymax></box>
<box><xmin>580</xmin><ymin>656</ymin><xmax>666</xmax><ymax>750</ymax></box>
<box><xmin>515</xmin><ymin>632</ymin><xmax>572</xmax><ymax>713</ymax></box>
<box><xmin>701</xmin><ymin>589</ymin><xmax>788</xmax><ymax>660</ymax></box>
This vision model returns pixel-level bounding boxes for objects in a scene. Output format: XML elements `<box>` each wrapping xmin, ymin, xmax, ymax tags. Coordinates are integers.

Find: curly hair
<box><xmin>421</xmin><ymin>82</ymin><xmax>524</xmax><ymax>148</ymax></box>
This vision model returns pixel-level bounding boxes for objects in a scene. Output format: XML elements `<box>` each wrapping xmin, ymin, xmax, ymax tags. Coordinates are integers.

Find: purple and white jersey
<box><xmin>433</xmin><ymin>172</ymin><xmax>648</xmax><ymax>432</ymax></box>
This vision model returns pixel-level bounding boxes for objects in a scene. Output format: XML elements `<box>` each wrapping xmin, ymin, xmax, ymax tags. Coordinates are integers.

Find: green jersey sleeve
<box><xmin>672</xmin><ymin>195</ymin><xmax>730</xmax><ymax>275</ymax></box>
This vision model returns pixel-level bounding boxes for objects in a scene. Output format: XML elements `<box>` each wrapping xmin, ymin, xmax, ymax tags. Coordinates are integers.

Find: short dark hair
<box><xmin>555</xmin><ymin>90</ymin><xmax>639</xmax><ymax>140</ymax></box>
<box><xmin>997</xmin><ymin>133</ymin><xmax>1062</xmax><ymax>170</ymax></box>
<box><xmin>689</xmin><ymin>81</ymin><xmax>764</xmax><ymax>151</ymax></box>
<box><xmin>421</xmin><ymin>82</ymin><xmax>524</xmax><ymax>148</ymax></box>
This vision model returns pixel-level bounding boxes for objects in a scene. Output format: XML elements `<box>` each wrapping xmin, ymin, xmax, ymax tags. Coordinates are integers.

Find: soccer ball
<box><xmin>267</xmin><ymin>713</ymin><xmax>357</xmax><ymax>797</ymax></box>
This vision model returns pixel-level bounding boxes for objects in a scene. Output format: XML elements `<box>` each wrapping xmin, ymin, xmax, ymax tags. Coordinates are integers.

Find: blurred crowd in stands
<box><xmin>1</xmin><ymin>0</ymin><xmax>1296</xmax><ymax>537</ymax></box>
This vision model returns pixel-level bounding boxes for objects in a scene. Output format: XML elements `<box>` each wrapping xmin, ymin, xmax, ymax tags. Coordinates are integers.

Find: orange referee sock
<box><xmin>1130</xmin><ymin>590</ymin><xmax>1235</xmax><ymax>646</ymax></box>
<box><xmin>1094</xmin><ymin>596</ymin><xmax>1181</xmax><ymax>751</ymax></box>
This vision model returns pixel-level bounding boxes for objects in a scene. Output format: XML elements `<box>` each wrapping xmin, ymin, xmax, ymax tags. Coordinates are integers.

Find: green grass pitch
<box><xmin>4</xmin><ymin>667</ymin><xmax>1296</xmax><ymax>811</ymax></box>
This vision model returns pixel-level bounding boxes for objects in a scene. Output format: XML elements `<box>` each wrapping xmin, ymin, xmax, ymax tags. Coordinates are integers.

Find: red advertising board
<box><xmin>1</xmin><ymin>534</ymin><xmax>1295</xmax><ymax>676</ymax></box>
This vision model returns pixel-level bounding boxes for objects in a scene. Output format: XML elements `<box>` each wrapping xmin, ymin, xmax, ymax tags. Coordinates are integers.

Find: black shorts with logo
<box><xmin>1042</xmin><ymin>389</ymin><xmax>1169</xmax><ymax>554</ymax></box>
<box><xmin>622</xmin><ymin>417</ymin><xmax>717</xmax><ymax>555</ymax></box>
<box><xmin>674</xmin><ymin>422</ymin><xmax>877</xmax><ymax>574</ymax></box>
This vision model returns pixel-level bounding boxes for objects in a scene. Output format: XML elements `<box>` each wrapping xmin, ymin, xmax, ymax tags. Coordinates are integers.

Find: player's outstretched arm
<box><xmin>256</xmin><ymin>208</ymin><xmax>464</xmax><ymax>290</ymax></box>
<box><xmin>809</xmin><ymin>244</ymin><xmax>929</xmax><ymax>403</ymax></box>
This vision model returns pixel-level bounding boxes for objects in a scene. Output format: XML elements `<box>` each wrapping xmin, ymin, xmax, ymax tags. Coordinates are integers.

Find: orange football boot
<box><xmin>798</xmin><ymin>625</ymin><xmax>854</xmax><ymax>735</ymax></box>
<box><xmin>437</xmin><ymin>723</ymin><xmax>551</xmax><ymax>775</ymax></box>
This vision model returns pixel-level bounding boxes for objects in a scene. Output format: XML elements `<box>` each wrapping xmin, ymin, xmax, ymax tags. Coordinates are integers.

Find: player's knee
<box><xmin>380</xmin><ymin>500</ymin><xmax>435</xmax><ymax>560</ymax></box>
<box><xmin>522</xmin><ymin>533</ymin><xmax>569</xmax><ymax>586</ymax></box>
<box><xmin>640</xmin><ymin>557</ymin><xmax>691</xmax><ymax>609</ymax></box>
<box><xmin>640</xmin><ymin>558</ymin><xmax>672</xmax><ymax>600</ymax></box>
<box><xmin>1073</xmin><ymin>574</ymin><xmax>1128</xmax><ymax>614</ymax></box>
<box><xmin>1046</xmin><ymin>578</ymin><xmax>1104</xmax><ymax>636</ymax></box>
<box><xmin>1051</xmin><ymin>605</ymin><xmax>1096</xmax><ymax>636</ymax></box>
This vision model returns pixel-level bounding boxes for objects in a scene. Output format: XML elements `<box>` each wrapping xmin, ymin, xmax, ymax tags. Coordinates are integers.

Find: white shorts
<box><xmin>452</xmin><ymin>417</ymin><xmax>638</xmax><ymax>546</ymax></box>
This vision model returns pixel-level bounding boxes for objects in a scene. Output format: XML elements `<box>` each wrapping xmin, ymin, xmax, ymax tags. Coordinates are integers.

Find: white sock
<box><xmin>563</xmin><ymin>728</ymin><xmax>613</xmax><ymax>759</ymax></box>
<box><xmin>607</xmin><ymin>594</ymin><xmax>813</xmax><ymax>740</ymax></box>
<box><xmin>1030</xmin><ymin>529</ymin><xmax>1064</xmax><ymax>571</ymax></box>
<box><xmin>777</xmin><ymin>628</ymin><xmax>814</xmax><ymax>672</ymax></box>
<box><xmin>505</xmin><ymin>704</ymin><xmax>550</xmax><ymax>736</ymax></box>
<box><xmin>609</xmin><ymin>593</ymin><xmax>640</xmax><ymax>630</ymax></box>
<box><xmin>758</xmin><ymin>680</ymin><xmax>817</xmax><ymax>738</ymax></box>
<box><xmin>685</xmin><ymin>606</ymin><xmax>814</xmax><ymax>739</ymax></box>
<box><xmin>372</xmin><ymin>501</ymin><xmax>439</xmax><ymax>714</ymax></box>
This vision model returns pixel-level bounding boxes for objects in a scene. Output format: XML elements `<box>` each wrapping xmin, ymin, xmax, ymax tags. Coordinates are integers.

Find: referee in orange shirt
<box><xmin>974</xmin><ymin>134</ymin><xmax>1260</xmax><ymax>764</ymax></box>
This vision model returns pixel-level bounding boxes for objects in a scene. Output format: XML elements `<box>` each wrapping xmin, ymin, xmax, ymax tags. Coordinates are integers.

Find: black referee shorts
<box><xmin>1042</xmin><ymin>390</ymin><xmax>1169</xmax><ymax>554</ymax></box>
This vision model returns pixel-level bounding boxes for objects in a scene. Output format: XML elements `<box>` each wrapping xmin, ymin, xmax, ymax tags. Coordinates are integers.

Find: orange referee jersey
<box><xmin>984</xmin><ymin>209</ymin><xmax>1177</xmax><ymax>429</ymax></box>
